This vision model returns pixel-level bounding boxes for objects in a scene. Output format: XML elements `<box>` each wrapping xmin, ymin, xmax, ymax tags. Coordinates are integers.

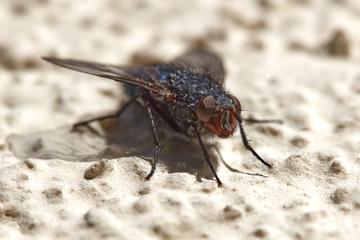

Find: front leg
<box><xmin>192</xmin><ymin>125</ymin><xmax>223</xmax><ymax>187</ymax></box>
<box><xmin>242</xmin><ymin>118</ymin><xmax>282</xmax><ymax>124</ymax></box>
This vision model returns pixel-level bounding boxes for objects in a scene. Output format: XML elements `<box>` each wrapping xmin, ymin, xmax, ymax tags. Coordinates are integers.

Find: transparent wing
<box><xmin>42</xmin><ymin>57</ymin><xmax>166</xmax><ymax>94</ymax></box>
<box><xmin>171</xmin><ymin>50</ymin><xmax>225</xmax><ymax>86</ymax></box>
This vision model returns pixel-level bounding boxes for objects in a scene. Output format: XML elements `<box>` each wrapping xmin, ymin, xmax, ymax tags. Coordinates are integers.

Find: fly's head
<box><xmin>196</xmin><ymin>95</ymin><xmax>242</xmax><ymax>138</ymax></box>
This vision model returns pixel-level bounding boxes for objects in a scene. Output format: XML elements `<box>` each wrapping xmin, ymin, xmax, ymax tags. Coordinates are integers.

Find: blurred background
<box><xmin>1</xmin><ymin>0</ymin><xmax>359</xmax><ymax>70</ymax></box>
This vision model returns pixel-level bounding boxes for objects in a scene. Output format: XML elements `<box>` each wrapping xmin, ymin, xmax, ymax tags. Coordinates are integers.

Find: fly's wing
<box><xmin>42</xmin><ymin>57</ymin><xmax>167</xmax><ymax>94</ymax></box>
<box><xmin>171</xmin><ymin>50</ymin><xmax>225</xmax><ymax>86</ymax></box>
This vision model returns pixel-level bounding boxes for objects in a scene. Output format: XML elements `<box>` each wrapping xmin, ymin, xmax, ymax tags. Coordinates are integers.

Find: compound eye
<box><xmin>196</xmin><ymin>96</ymin><xmax>216</xmax><ymax>122</ymax></box>
<box><xmin>228</xmin><ymin>94</ymin><xmax>242</xmax><ymax>115</ymax></box>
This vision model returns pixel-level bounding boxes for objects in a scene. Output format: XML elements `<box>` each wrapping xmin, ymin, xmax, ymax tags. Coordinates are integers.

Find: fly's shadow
<box><xmin>5</xmin><ymin>102</ymin><xmax>222</xmax><ymax>181</ymax></box>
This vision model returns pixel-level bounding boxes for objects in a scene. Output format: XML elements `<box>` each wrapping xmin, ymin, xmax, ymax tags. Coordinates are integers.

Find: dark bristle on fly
<box><xmin>42</xmin><ymin>50</ymin><xmax>281</xmax><ymax>187</ymax></box>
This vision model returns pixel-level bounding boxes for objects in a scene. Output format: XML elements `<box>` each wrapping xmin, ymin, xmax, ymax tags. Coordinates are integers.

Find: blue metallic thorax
<box><xmin>157</xmin><ymin>66</ymin><xmax>232</xmax><ymax>110</ymax></box>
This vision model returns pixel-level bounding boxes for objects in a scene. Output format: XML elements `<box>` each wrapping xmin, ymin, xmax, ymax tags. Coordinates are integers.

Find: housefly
<box><xmin>43</xmin><ymin>50</ymin><xmax>279</xmax><ymax>187</ymax></box>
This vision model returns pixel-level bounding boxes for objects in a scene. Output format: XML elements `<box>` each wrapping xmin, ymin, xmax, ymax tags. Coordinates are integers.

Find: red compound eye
<box><xmin>196</xmin><ymin>95</ymin><xmax>216</xmax><ymax>122</ymax></box>
<box><xmin>228</xmin><ymin>94</ymin><xmax>241</xmax><ymax>116</ymax></box>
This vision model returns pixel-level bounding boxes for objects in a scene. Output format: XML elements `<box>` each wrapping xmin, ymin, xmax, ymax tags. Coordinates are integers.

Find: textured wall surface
<box><xmin>1</xmin><ymin>1</ymin><xmax>360</xmax><ymax>239</ymax></box>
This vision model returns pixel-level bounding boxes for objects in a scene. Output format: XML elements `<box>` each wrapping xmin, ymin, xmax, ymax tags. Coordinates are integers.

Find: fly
<box><xmin>43</xmin><ymin>50</ymin><xmax>280</xmax><ymax>187</ymax></box>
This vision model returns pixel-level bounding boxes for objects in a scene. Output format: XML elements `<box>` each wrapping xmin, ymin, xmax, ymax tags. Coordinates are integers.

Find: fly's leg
<box><xmin>143</xmin><ymin>100</ymin><xmax>164</xmax><ymax>181</ymax></box>
<box><xmin>192</xmin><ymin>125</ymin><xmax>223</xmax><ymax>187</ymax></box>
<box><xmin>71</xmin><ymin>95</ymin><xmax>139</xmax><ymax>132</ymax></box>
<box><xmin>210</xmin><ymin>145</ymin><xmax>268</xmax><ymax>177</ymax></box>
<box><xmin>242</xmin><ymin>118</ymin><xmax>282</xmax><ymax>124</ymax></box>
<box><xmin>233</xmin><ymin>112</ymin><xmax>273</xmax><ymax>168</ymax></box>
<box><xmin>238</xmin><ymin>123</ymin><xmax>272</xmax><ymax>168</ymax></box>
